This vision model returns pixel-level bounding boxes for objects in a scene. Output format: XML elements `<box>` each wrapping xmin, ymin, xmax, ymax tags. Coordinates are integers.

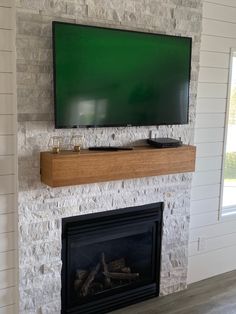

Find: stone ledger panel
<box><xmin>17</xmin><ymin>1</ymin><xmax>202</xmax><ymax>313</ymax></box>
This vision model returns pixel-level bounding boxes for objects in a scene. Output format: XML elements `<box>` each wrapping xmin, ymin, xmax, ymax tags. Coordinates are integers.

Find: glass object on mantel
<box><xmin>48</xmin><ymin>136</ymin><xmax>62</xmax><ymax>153</ymax></box>
<box><xmin>70</xmin><ymin>135</ymin><xmax>82</xmax><ymax>152</ymax></box>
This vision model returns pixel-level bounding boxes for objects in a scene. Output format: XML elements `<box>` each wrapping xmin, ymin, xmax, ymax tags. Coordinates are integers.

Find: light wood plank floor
<box><xmin>111</xmin><ymin>270</ymin><xmax>236</xmax><ymax>314</ymax></box>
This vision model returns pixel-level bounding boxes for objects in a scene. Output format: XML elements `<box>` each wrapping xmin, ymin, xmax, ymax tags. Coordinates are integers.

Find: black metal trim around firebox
<box><xmin>61</xmin><ymin>202</ymin><xmax>163</xmax><ymax>314</ymax></box>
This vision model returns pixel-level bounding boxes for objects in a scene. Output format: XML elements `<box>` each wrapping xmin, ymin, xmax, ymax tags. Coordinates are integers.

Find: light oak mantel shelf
<box><xmin>40</xmin><ymin>145</ymin><xmax>196</xmax><ymax>187</ymax></box>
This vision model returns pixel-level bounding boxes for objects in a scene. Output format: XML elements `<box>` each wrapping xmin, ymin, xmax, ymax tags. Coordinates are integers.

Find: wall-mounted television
<box><xmin>53</xmin><ymin>22</ymin><xmax>192</xmax><ymax>128</ymax></box>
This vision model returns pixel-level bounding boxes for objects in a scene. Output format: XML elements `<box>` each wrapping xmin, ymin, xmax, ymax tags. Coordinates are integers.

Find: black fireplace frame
<box><xmin>61</xmin><ymin>202</ymin><xmax>163</xmax><ymax>314</ymax></box>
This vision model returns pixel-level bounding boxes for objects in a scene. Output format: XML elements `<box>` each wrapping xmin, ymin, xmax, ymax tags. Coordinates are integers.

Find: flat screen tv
<box><xmin>53</xmin><ymin>22</ymin><xmax>192</xmax><ymax>128</ymax></box>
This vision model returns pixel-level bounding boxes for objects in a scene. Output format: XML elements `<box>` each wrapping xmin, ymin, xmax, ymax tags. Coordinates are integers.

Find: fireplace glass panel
<box><xmin>68</xmin><ymin>226</ymin><xmax>154</xmax><ymax>307</ymax></box>
<box><xmin>62</xmin><ymin>203</ymin><xmax>163</xmax><ymax>314</ymax></box>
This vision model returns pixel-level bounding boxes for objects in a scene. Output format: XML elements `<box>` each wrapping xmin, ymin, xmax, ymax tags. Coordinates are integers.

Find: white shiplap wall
<box><xmin>0</xmin><ymin>0</ymin><xmax>17</xmax><ymax>313</ymax></box>
<box><xmin>188</xmin><ymin>0</ymin><xmax>236</xmax><ymax>283</ymax></box>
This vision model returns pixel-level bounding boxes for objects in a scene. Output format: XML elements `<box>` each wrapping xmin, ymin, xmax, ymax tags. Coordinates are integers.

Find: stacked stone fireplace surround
<box><xmin>17</xmin><ymin>0</ymin><xmax>202</xmax><ymax>313</ymax></box>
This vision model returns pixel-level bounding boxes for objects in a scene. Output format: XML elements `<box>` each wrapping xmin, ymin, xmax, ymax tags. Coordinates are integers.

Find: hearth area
<box><xmin>61</xmin><ymin>203</ymin><xmax>163</xmax><ymax>314</ymax></box>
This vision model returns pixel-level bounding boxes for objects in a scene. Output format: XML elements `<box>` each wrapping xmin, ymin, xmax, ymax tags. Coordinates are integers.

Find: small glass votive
<box><xmin>48</xmin><ymin>136</ymin><xmax>62</xmax><ymax>153</ymax></box>
<box><xmin>70</xmin><ymin>135</ymin><xmax>82</xmax><ymax>152</ymax></box>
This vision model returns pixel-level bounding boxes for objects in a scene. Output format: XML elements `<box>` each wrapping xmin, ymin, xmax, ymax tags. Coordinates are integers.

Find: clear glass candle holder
<box><xmin>70</xmin><ymin>135</ymin><xmax>82</xmax><ymax>152</ymax></box>
<box><xmin>48</xmin><ymin>136</ymin><xmax>62</xmax><ymax>153</ymax></box>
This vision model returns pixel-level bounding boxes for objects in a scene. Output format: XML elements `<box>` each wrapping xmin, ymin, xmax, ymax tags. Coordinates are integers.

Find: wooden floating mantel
<box><xmin>40</xmin><ymin>145</ymin><xmax>196</xmax><ymax>187</ymax></box>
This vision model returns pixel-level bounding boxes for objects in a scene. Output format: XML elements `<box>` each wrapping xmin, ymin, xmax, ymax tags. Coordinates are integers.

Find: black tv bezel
<box><xmin>52</xmin><ymin>21</ymin><xmax>192</xmax><ymax>129</ymax></box>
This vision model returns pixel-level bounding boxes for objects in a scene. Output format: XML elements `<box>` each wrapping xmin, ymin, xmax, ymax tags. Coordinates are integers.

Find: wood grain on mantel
<box><xmin>40</xmin><ymin>145</ymin><xmax>196</xmax><ymax>187</ymax></box>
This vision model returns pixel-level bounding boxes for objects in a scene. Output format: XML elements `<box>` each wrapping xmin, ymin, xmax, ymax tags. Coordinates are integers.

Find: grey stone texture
<box><xmin>16</xmin><ymin>0</ymin><xmax>202</xmax><ymax>313</ymax></box>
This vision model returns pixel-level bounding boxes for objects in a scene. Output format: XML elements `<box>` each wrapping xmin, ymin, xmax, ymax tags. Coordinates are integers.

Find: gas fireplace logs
<box><xmin>103</xmin><ymin>272</ymin><xmax>140</xmax><ymax>280</ymax></box>
<box><xmin>80</xmin><ymin>262</ymin><xmax>101</xmax><ymax>297</ymax></box>
<box><xmin>101</xmin><ymin>252</ymin><xmax>111</xmax><ymax>288</ymax></box>
<box><xmin>74</xmin><ymin>253</ymin><xmax>140</xmax><ymax>297</ymax></box>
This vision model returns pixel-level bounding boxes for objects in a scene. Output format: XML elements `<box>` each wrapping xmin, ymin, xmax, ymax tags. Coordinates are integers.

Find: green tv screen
<box><xmin>53</xmin><ymin>22</ymin><xmax>192</xmax><ymax>128</ymax></box>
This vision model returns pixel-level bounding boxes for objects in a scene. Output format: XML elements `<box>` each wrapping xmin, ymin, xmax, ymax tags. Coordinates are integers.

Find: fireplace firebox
<box><xmin>61</xmin><ymin>202</ymin><xmax>163</xmax><ymax>314</ymax></box>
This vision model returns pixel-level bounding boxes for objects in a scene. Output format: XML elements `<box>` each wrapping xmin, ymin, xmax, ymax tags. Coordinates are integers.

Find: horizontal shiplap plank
<box><xmin>0</xmin><ymin>251</ymin><xmax>15</xmax><ymax>271</ymax></box>
<box><xmin>0</xmin><ymin>0</ymin><xmax>13</xmax><ymax>8</ymax></box>
<box><xmin>205</xmin><ymin>0</ymin><xmax>236</xmax><ymax>9</ymax></box>
<box><xmin>0</xmin><ymin>195</ymin><xmax>15</xmax><ymax>214</ymax></box>
<box><xmin>199</xmin><ymin>67</ymin><xmax>228</xmax><ymax>83</ymax></box>
<box><xmin>194</xmin><ymin>127</ymin><xmax>224</xmax><ymax>143</ymax></box>
<box><xmin>200</xmin><ymin>51</ymin><xmax>229</xmax><ymax>69</ymax></box>
<box><xmin>0</xmin><ymin>52</ymin><xmax>12</xmax><ymax>72</ymax></box>
<box><xmin>188</xmin><ymin>244</ymin><xmax>236</xmax><ymax>283</ymax></box>
<box><xmin>191</xmin><ymin>197</ymin><xmax>220</xmax><ymax>215</ymax></box>
<box><xmin>192</xmin><ymin>170</ymin><xmax>221</xmax><ymax>187</ymax></box>
<box><xmin>201</xmin><ymin>34</ymin><xmax>236</xmax><ymax>53</ymax></box>
<box><xmin>0</xmin><ymin>73</ymin><xmax>13</xmax><ymax>93</ymax></box>
<box><xmin>0</xmin><ymin>287</ymin><xmax>14</xmax><ymax>308</ymax></box>
<box><xmin>0</xmin><ymin>1</ymin><xmax>12</xmax><ymax>7</ymax></box>
<box><xmin>196</xmin><ymin>142</ymin><xmax>223</xmax><ymax>157</ymax></box>
<box><xmin>195</xmin><ymin>113</ymin><xmax>225</xmax><ymax>128</ymax></box>
<box><xmin>189</xmin><ymin>232</ymin><xmax>236</xmax><ymax>257</ymax></box>
<box><xmin>0</xmin><ymin>175</ymin><xmax>15</xmax><ymax>195</ymax></box>
<box><xmin>206</xmin><ymin>0</ymin><xmax>236</xmax><ymax>8</ymax></box>
<box><xmin>198</xmin><ymin>82</ymin><xmax>227</xmax><ymax>98</ymax></box>
<box><xmin>190</xmin><ymin>219</ymin><xmax>236</xmax><ymax>242</ymax></box>
<box><xmin>0</xmin><ymin>95</ymin><xmax>14</xmax><ymax>114</ymax></box>
<box><xmin>196</xmin><ymin>98</ymin><xmax>226</xmax><ymax>113</ymax></box>
<box><xmin>0</xmin><ymin>116</ymin><xmax>14</xmax><ymax>135</ymax></box>
<box><xmin>203</xmin><ymin>18</ymin><xmax>236</xmax><ymax>39</ymax></box>
<box><xmin>0</xmin><ymin>305</ymin><xmax>15</xmax><ymax>314</ymax></box>
<box><xmin>0</xmin><ymin>269</ymin><xmax>15</xmax><ymax>289</ymax></box>
<box><xmin>0</xmin><ymin>214</ymin><xmax>15</xmax><ymax>233</ymax></box>
<box><xmin>0</xmin><ymin>7</ymin><xmax>12</xmax><ymax>30</ymax></box>
<box><xmin>189</xmin><ymin>241</ymin><xmax>199</xmax><ymax>256</ymax></box>
<box><xmin>0</xmin><ymin>29</ymin><xmax>12</xmax><ymax>51</ymax></box>
<box><xmin>191</xmin><ymin>184</ymin><xmax>220</xmax><ymax>201</ymax></box>
<box><xmin>0</xmin><ymin>136</ymin><xmax>15</xmax><ymax>155</ymax></box>
<box><xmin>0</xmin><ymin>156</ymin><xmax>14</xmax><ymax>175</ymax></box>
<box><xmin>0</xmin><ymin>233</ymin><xmax>14</xmax><ymax>252</ymax></box>
<box><xmin>203</xmin><ymin>2</ymin><xmax>236</xmax><ymax>24</ymax></box>
<box><xmin>206</xmin><ymin>232</ymin><xmax>236</xmax><ymax>252</ymax></box>
<box><xmin>195</xmin><ymin>156</ymin><xmax>222</xmax><ymax>172</ymax></box>
<box><xmin>190</xmin><ymin>211</ymin><xmax>218</xmax><ymax>229</ymax></box>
